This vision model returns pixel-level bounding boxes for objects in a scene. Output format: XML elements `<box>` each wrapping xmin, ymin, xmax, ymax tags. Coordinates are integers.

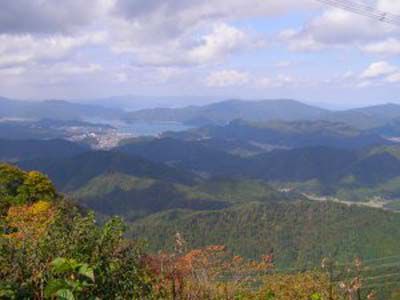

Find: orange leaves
<box><xmin>4</xmin><ymin>200</ymin><xmax>55</xmax><ymax>242</ymax></box>
<box><xmin>144</xmin><ymin>232</ymin><xmax>275</xmax><ymax>299</ymax></box>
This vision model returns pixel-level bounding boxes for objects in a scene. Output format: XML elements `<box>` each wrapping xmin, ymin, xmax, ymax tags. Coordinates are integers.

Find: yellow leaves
<box><xmin>4</xmin><ymin>200</ymin><xmax>55</xmax><ymax>242</ymax></box>
<box><xmin>30</xmin><ymin>200</ymin><xmax>52</xmax><ymax>214</ymax></box>
<box><xmin>258</xmin><ymin>272</ymin><xmax>339</xmax><ymax>300</ymax></box>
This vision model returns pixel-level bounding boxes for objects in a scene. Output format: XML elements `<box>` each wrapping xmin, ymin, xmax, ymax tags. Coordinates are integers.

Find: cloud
<box><xmin>386</xmin><ymin>72</ymin><xmax>400</xmax><ymax>83</ymax></box>
<box><xmin>362</xmin><ymin>38</ymin><xmax>400</xmax><ymax>56</ymax></box>
<box><xmin>0</xmin><ymin>0</ymin><xmax>111</xmax><ymax>34</ymax></box>
<box><xmin>256</xmin><ymin>75</ymin><xmax>298</xmax><ymax>88</ymax></box>
<box><xmin>355</xmin><ymin>60</ymin><xmax>400</xmax><ymax>86</ymax></box>
<box><xmin>280</xmin><ymin>4</ymin><xmax>399</xmax><ymax>52</ymax></box>
<box><xmin>56</xmin><ymin>63</ymin><xmax>103</xmax><ymax>75</ymax></box>
<box><xmin>0</xmin><ymin>32</ymin><xmax>106</xmax><ymax>68</ymax></box>
<box><xmin>113</xmin><ymin>0</ymin><xmax>314</xmax><ymax>30</ymax></box>
<box><xmin>187</xmin><ymin>23</ymin><xmax>248</xmax><ymax>64</ymax></box>
<box><xmin>205</xmin><ymin>70</ymin><xmax>306</xmax><ymax>89</ymax></box>
<box><xmin>0</xmin><ymin>66</ymin><xmax>26</xmax><ymax>76</ymax></box>
<box><xmin>111</xmin><ymin>22</ymin><xmax>257</xmax><ymax>66</ymax></box>
<box><xmin>377</xmin><ymin>0</ymin><xmax>400</xmax><ymax>14</ymax></box>
<box><xmin>206</xmin><ymin>70</ymin><xmax>250</xmax><ymax>87</ymax></box>
<box><xmin>360</xmin><ymin>61</ymin><xmax>397</xmax><ymax>79</ymax></box>
<box><xmin>109</xmin><ymin>0</ymin><xmax>315</xmax><ymax>66</ymax></box>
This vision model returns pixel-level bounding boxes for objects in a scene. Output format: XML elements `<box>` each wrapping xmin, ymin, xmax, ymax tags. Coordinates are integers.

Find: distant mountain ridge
<box><xmin>124</xmin><ymin>99</ymin><xmax>329</xmax><ymax>126</ymax></box>
<box><xmin>0</xmin><ymin>97</ymin><xmax>123</xmax><ymax>121</ymax></box>
<box><xmin>3</xmin><ymin>96</ymin><xmax>400</xmax><ymax>130</ymax></box>
<box><xmin>123</xmin><ymin>98</ymin><xmax>400</xmax><ymax>129</ymax></box>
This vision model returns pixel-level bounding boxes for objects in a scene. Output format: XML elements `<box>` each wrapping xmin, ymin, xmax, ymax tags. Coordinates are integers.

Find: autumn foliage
<box><xmin>0</xmin><ymin>164</ymin><xmax>390</xmax><ymax>299</ymax></box>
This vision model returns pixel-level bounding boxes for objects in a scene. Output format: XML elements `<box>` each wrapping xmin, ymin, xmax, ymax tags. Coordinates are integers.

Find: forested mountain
<box><xmin>3</xmin><ymin>97</ymin><xmax>400</xmax><ymax>132</ymax></box>
<box><xmin>116</xmin><ymin>137</ymin><xmax>244</xmax><ymax>173</ymax></box>
<box><xmin>164</xmin><ymin>119</ymin><xmax>390</xmax><ymax>151</ymax></box>
<box><xmin>115</xmin><ymin>137</ymin><xmax>400</xmax><ymax>201</ymax></box>
<box><xmin>130</xmin><ymin>200</ymin><xmax>400</xmax><ymax>266</ymax></box>
<box><xmin>5</xmin><ymin>97</ymin><xmax>400</xmax><ymax>299</ymax></box>
<box><xmin>73</xmin><ymin>175</ymin><xmax>294</xmax><ymax>221</ymax></box>
<box><xmin>4</xmin><ymin>163</ymin><xmax>400</xmax><ymax>299</ymax></box>
<box><xmin>19</xmin><ymin>151</ymin><xmax>197</xmax><ymax>191</ymax></box>
<box><xmin>124</xmin><ymin>99</ymin><xmax>329</xmax><ymax>125</ymax></box>
<box><xmin>123</xmin><ymin>98</ymin><xmax>400</xmax><ymax>129</ymax></box>
<box><xmin>0</xmin><ymin>139</ymin><xmax>88</xmax><ymax>161</ymax></box>
<box><xmin>330</xmin><ymin>103</ymin><xmax>400</xmax><ymax>129</ymax></box>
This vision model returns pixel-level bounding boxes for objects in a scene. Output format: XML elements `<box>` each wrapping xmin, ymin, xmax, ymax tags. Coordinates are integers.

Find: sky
<box><xmin>0</xmin><ymin>0</ymin><xmax>400</xmax><ymax>108</ymax></box>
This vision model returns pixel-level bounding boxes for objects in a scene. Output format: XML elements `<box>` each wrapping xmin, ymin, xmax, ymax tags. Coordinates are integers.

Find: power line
<box><xmin>362</xmin><ymin>272</ymin><xmax>400</xmax><ymax>282</ymax></box>
<box><xmin>363</xmin><ymin>281</ymin><xmax>400</xmax><ymax>289</ymax></box>
<box><xmin>315</xmin><ymin>0</ymin><xmax>400</xmax><ymax>27</ymax></box>
<box><xmin>272</xmin><ymin>255</ymin><xmax>400</xmax><ymax>274</ymax></box>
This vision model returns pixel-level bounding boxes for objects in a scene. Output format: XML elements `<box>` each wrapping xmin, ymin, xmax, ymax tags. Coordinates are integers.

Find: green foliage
<box><xmin>44</xmin><ymin>258</ymin><xmax>95</xmax><ymax>300</ymax></box>
<box><xmin>17</xmin><ymin>170</ymin><xmax>57</xmax><ymax>203</ymax></box>
<box><xmin>129</xmin><ymin>200</ymin><xmax>400</xmax><ymax>268</ymax></box>
<box><xmin>0</xmin><ymin>163</ymin><xmax>25</xmax><ymax>212</ymax></box>
<box><xmin>0</xmin><ymin>163</ymin><xmax>57</xmax><ymax>215</ymax></box>
<box><xmin>1</xmin><ymin>205</ymin><xmax>154</xmax><ymax>299</ymax></box>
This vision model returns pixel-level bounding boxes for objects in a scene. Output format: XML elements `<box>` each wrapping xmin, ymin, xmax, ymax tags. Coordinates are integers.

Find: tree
<box><xmin>16</xmin><ymin>171</ymin><xmax>57</xmax><ymax>204</ymax></box>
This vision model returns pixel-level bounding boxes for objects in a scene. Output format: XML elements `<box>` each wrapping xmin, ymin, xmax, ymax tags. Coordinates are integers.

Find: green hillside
<box><xmin>129</xmin><ymin>200</ymin><xmax>400</xmax><ymax>268</ymax></box>
<box><xmin>164</xmin><ymin>119</ymin><xmax>390</xmax><ymax>150</ymax></box>
<box><xmin>72</xmin><ymin>174</ymin><xmax>296</xmax><ymax>221</ymax></box>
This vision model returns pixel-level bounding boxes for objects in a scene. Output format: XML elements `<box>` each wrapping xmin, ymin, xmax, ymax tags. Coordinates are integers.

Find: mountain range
<box><xmin>3</xmin><ymin>96</ymin><xmax>400</xmax><ymax>132</ymax></box>
<box><xmin>4</xmin><ymin>96</ymin><xmax>400</xmax><ymax>270</ymax></box>
<box><xmin>124</xmin><ymin>99</ymin><xmax>400</xmax><ymax>129</ymax></box>
<box><xmin>0</xmin><ymin>97</ymin><xmax>122</xmax><ymax>121</ymax></box>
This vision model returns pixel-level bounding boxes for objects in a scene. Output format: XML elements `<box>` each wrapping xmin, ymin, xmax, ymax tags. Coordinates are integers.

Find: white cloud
<box><xmin>108</xmin><ymin>0</ymin><xmax>316</xmax><ymax>66</ymax></box>
<box><xmin>362</xmin><ymin>38</ymin><xmax>400</xmax><ymax>56</ymax></box>
<box><xmin>206</xmin><ymin>70</ymin><xmax>249</xmax><ymax>87</ymax></box>
<box><xmin>281</xmin><ymin>5</ymin><xmax>399</xmax><ymax>52</ymax></box>
<box><xmin>188</xmin><ymin>23</ymin><xmax>248</xmax><ymax>64</ymax></box>
<box><xmin>360</xmin><ymin>61</ymin><xmax>397</xmax><ymax>79</ymax></box>
<box><xmin>354</xmin><ymin>60</ymin><xmax>400</xmax><ymax>86</ymax></box>
<box><xmin>386</xmin><ymin>72</ymin><xmax>400</xmax><ymax>83</ymax></box>
<box><xmin>0</xmin><ymin>66</ymin><xmax>26</xmax><ymax>76</ymax></box>
<box><xmin>57</xmin><ymin>63</ymin><xmax>103</xmax><ymax>75</ymax></box>
<box><xmin>377</xmin><ymin>0</ymin><xmax>400</xmax><ymax>14</ymax></box>
<box><xmin>0</xmin><ymin>32</ymin><xmax>106</xmax><ymax>68</ymax></box>
<box><xmin>114</xmin><ymin>0</ymin><xmax>314</xmax><ymax>32</ymax></box>
<box><xmin>111</xmin><ymin>22</ymin><xmax>256</xmax><ymax>66</ymax></box>
<box><xmin>256</xmin><ymin>75</ymin><xmax>297</xmax><ymax>88</ymax></box>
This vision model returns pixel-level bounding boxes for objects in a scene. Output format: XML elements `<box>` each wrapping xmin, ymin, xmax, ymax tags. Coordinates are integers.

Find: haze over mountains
<box><xmin>0</xmin><ymin>97</ymin><xmax>122</xmax><ymax>121</ymax></box>
<box><xmin>4</xmin><ymin>96</ymin><xmax>400</xmax><ymax>130</ymax></box>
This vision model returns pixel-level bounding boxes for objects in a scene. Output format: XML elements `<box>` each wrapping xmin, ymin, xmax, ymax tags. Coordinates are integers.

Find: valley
<box><xmin>4</xmin><ymin>1</ymin><xmax>400</xmax><ymax>298</ymax></box>
<box><xmin>4</xmin><ymin>97</ymin><xmax>400</xmax><ymax>298</ymax></box>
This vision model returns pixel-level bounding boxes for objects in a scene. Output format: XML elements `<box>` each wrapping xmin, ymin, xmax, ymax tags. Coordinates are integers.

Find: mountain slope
<box><xmin>129</xmin><ymin>200</ymin><xmax>400</xmax><ymax>267</ymax></box>
<box><xmin>328</xmin><ymin>103</ymin><xmax>400</xmax><ymax>129</ymax></box>
<box><xmin>116</xmin><ymin>138</ymin><xmax>400</xmax><ymax>200</ymax></box>
<box><xmin>72</xmin><ymin>173</ymin><xmax>293</xmax><ymax>221</ymax></box>
<box><xmin>0</xmin><ymin>139</ymin><xmax>88</xmax><ymax>162</ymax></box>
<box><xmin>125</xmin><ymin>99</ymin><xmax>400</xmax><ymax>129</ymax></box>
<box><xmin>19</xmin><ymin>151</ymin><xmax>197</xmax><ymax>191</ymax></box>
<box><xmin>164</xmin><ymin>119</ymin><xmax>390</xmax><ymax>151</ymax></box>
<box><xmin>116</xmin><ymin>137</ymin><xmax>244</xmax><ymax>174</ymax></box>
<box><xmin>124</xmin><ymin>99</ymin><xmax>328</xmax><ymax>125</ymax></box>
